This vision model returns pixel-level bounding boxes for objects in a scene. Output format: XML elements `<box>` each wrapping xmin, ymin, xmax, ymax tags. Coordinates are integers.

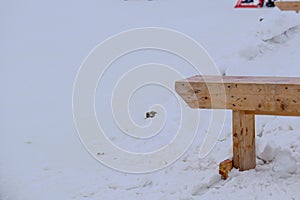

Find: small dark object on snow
<box><xmin>145</xmin><ymin>111</ymin><xmax>157</xmax><ymax>119</ymax></box>
<box><xmin>266</xmin><ymin>0</ymin><xmax>275</xmax><ymax>7</ymax></box>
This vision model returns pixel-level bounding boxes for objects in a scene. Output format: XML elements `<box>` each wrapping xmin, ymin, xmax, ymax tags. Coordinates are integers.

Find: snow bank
<box><xmin>273</xmin><ymin>150</ymin><xmax>297</xmax><ymax>178</ymax></box>
<box><xmin>226</xmin><ymin>12</ymin><xmax>300</xmax><ymax>77</ymax></box>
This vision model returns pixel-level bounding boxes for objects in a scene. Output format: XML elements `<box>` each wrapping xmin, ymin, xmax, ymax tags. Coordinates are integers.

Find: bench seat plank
<box><xmin>175</xmin><ymin>75</ymin><xmax>300</xmax><ymax>115</ymax></box>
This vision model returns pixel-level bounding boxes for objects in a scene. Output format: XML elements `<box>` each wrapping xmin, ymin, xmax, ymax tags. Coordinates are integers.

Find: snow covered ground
<box><xmin>1</xmin><ymin>0</ymin><xmax>300</xmax><ymax>199</ymax></box>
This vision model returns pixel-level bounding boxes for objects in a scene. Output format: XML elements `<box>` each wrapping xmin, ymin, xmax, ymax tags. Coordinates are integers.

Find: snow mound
<box><xmin>257</xmin><ymin>139</ymin><xmax>278</xmax><ymax>163</ymax></box>
<box><xmin>226</xmin><ymin>13</ymin><xmax>300</xmax><ymax>77</ymax></box>
<box><xmin>273</xmin><ymin>150</ymin><xmax>297</xmax><ymax>178</ymax></box>
<box><xmin>238</xmin><ymin>20</ymin><xmax>300</xmax><ymax>61</ymax></box>
<box><xmin>257</xmin><ymin>14</ymin><xmax>300</xmax><ymax>41</ymax></box>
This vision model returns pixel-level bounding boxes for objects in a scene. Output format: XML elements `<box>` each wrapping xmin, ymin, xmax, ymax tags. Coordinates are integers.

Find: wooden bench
<box><xmin>275</xmin><ymin>1</ymin><xmax>300</xmax><ymax>13</ymax></box>
<box><xmin>175</xmin><ymin>75</ymin><xmax>300</xmax><ymax>171</ymax></box>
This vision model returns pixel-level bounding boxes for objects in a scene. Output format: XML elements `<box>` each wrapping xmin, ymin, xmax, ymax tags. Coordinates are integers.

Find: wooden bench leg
<box><xmin>232</xmin><ymin>110</ymin><xmax>256</xmax><ymax>171</ymax></box>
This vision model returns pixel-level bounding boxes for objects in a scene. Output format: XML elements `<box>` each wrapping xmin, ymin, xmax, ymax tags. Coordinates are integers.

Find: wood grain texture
<box><xmin>232</xmin><ymin>110</ymin><xmax>256</xmax><ymax>171</ymax></box>
<box><xmin>175</xmin><ymin>75</ymin><xmax>300</xmax><ymax>114</ymax></box>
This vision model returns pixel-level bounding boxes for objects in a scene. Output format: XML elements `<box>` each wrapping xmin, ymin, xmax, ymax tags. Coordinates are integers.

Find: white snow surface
<box><xmin>1</xmin><ymin>1</ymin><xmax>300</xmax><ymax>200</ymax></box>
